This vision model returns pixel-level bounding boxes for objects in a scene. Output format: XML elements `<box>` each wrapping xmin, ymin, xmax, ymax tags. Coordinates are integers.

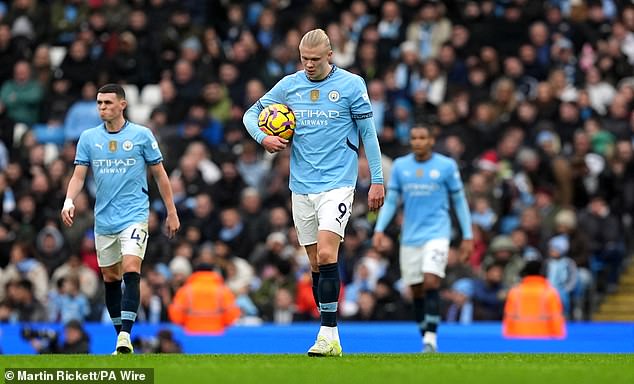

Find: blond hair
<box><xmin>299</xmin><ymin>28</ymin><xmax>331</xmax><ymax>50</ymax></box>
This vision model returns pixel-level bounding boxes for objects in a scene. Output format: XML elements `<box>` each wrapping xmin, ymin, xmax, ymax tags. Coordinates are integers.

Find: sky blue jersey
<box><xmin>74</xmin><ymin>121</ymin><xmax>163</xmax><ymax>235</ymax></box>
<box><xmin>244</xmin><ymin>65</ymin><xmax>383</xmax><ymax>194</ymax></box>
<box><xmin>383</xmin><ymin>152</ymin><xmax>468</xmax><ymax>245</ymax></box>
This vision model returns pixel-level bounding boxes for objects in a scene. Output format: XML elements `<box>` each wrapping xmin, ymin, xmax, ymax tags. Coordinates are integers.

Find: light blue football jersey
<box><xmin>75</xmin><ymin>121</ymin><xmax>163</xmax><ymax>235</ymax></box>
<box><xmin>388</xmin><ymin>152</ymin><xmax>464</xmax><ymax>245</ymax></box>
<box><xmin>248</xmin><ymin>65</ymin><xmax>382</xmax><ymax>194</ymax></box>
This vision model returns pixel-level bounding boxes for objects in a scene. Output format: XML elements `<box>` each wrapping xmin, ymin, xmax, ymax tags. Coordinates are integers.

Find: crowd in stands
<box><xmin>0</xmin><ymin>0</ymin><xmax>633</xmax><ymax>328</ymax></box>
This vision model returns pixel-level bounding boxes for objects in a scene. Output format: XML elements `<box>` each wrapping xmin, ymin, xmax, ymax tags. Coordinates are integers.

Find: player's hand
<box><xmin>61</xmin><ymin>199</ymin><xmax>75</xmax><ymax>227</ymax></box>
<box><xmin>459</xmin><ymin>239</ymin><xmax>474</xmax><ymax>263</ymax></box>
<box><xmin>367</xmin><ymin>184</ymin><xmax>385</xmax><ymax>212</ymax></box>
<box><xmin>165</xmin><ymin>212</ymin><xmax>180</xmax><ymax>239</ymax></box>
<box><xmin>261</xmin><ymin>136</ymin><xmax>288</xmax><ymax>153</ymax></box>
<box><xmin>372</xmin><ymin>231</ymin><xmax>387</xmax><ymax>250</ymax></box>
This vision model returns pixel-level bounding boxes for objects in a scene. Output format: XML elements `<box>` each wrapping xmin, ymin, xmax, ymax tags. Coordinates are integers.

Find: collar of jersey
<box><xmin>305</xmin><ymin>65</ymin><xmax>337</xmax><ymax>82</ymax></box>
<box><xmin>103</xmin><ymin>120</ymin><xmax>130</xmax><ymax>134</ymax></box>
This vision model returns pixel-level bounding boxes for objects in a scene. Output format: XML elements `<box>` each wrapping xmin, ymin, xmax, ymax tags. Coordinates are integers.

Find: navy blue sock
<box><xmin>318</xmin><ymin>263</ymin><xmax>340</xmax><ymax>327</ymax></box>
<box><xmin>121</xmin><ymin>272</ymin><xmax>140</xmax><ymax>334</ymax></box>
<box><xmin>104</xmin><ymin>280</ymin><xmax>122</xmax><ymax>335</ymax></box>
<box><xmin>311</xmin><ymin>272</ymin><xmax>320</xmax><ymax>310</ymax></box>
<box><xmin>424</xmin><ymin>289</ymin><xmax>440</xmax><ymax>334</ymax></box>
<box><xmin>414</xmin><ymin>297</ymin><xmax>426</xmax><ymax>337</ymax></box>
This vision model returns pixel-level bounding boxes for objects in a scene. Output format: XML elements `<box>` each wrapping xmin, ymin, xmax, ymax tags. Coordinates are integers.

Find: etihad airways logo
<box><xmin>294</xmin><ymin>109</ymin><xmax>341</xmax><ymax>126</ymax></box>
<box><xmin>294</xmin><ymin>110</ymin><xmax>340</xmax><ymax>118</ymax></box>
<box><xmin>92</xmin><ymin>158</ymin><xmax>137</xmax><ymax>174</ymax></box>
<box><xmin>92</xmin><ymin>159</ymin><xmax>137</xmax><ymax>167</ymax></box>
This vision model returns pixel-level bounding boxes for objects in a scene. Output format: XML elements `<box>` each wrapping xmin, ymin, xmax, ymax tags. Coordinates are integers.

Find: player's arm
<box><xmin>448</xmin><ymin>165</ymin><xmax>474</xmax><ymax>261</ymax></box>
<box><xmin>150</xmin><ymin>162</ymin><xmax>180</xmax><ymax>238</ymax></box>
<box><xmin>243</xmin><ymin>79</ymin><xmax>289</xmax><ymax>153</ymax></box>
<box><xmin>61</xmin><ymin>165</ymin><xmax>88</xmax><ymax>227</ymax></box>
<box><xmin>372</xmin><ymin>188</ymin><xmax>399</xmax><ymax>249</ymax></box>
<box><xmin>353</xmin><ymin>76</ymin><xmax>384</xmax><ymax>211</ymax></box>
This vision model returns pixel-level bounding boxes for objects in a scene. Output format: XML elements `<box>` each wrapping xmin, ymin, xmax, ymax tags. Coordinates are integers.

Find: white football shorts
<box><xmin>95</xmin><ymin>222</ymin><xmax>149</xmax><ymax>267</ymax></box>
<box><xmin>400</xmin><ymin>238</ymin><xmax>450</xmax><ymax>285</ymax></box>
<box><xmin>292</xmin><ymin>186</ymin><xmax>355</xmax><ymax>246</ymax></box>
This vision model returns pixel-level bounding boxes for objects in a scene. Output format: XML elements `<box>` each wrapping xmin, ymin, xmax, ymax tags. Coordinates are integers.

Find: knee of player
<box><xmin>423</xmin><ymin>275</ymin><xmax>442</xmax><ymax>291</ymax></box>
<box><xmin>316</xmin><ymin>249</ymin><xmax>338</xmax><ymax>265</ymax></box>
<box><xmin>101</xmin><ymin>268</ymin><xmax>122</xmax><ymax>282</ymax></box>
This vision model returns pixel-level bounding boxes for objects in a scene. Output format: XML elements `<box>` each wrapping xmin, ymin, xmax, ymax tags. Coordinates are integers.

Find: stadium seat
<box><xmin>140</xmin><ymin>84</ymin><xmax>162</xmax><ymax>107</ymax></box>
<box><xmin>32</xmin><ymin>123</ymin><xmax>65</xmax><ymax>146</ymax></box>
<box><xmin>122</xmin><ymin>84</ymin><xmax>140</xmax><ymax>107</ymax></box>
<box><xmin>127</xmin><ymin>104</ymin><xmax>153</xmax><ymax>125</ymax></box>
<box><xmin>49</xmin><ymin>46</ymin><xmax>67</xmax><ymax>68</ymax></box>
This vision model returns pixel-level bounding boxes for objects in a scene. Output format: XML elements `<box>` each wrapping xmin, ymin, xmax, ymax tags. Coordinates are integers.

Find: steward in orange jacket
<box><xmin>503</xmin><ymin>260</ymin><xmax>566</xmax><ymax>339</ymax></box>
<box><xmin>168</xmin><ymin>266</ymin><xmax>241</xmax><ymax>334</ymax></box>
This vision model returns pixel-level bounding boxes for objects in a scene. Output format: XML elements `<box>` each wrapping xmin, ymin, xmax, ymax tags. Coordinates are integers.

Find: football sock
<box><xmin>424</xmin><ymin>289</ymin><xmax>441</xmax><ymax>334</ymax></box>
<box><xmin>311</xmin><ymin>272</ymin><xmax>320</xmax><ymax>310</ymax></box>
<box><xmin>318</xmin><ymin>263</ymin><xmax>340</xmax><ymax>327</ymax></box>
<box><xmin>319</xmin><ymin>325</ymin><xmax>340</xmax><ymax>342</ymax></box>
<box><xmin>121</xmin><ymin>272</ymin><xmax>141</xmax><ymax>334</ymax></box>
<box><xmin>104</xmin><ymin>280</ymin><xmax>122</xmax><ymax>335</ymax></box>
<box><xmin>414</xmin><ymin>297</ymin><xmax>426</xmax><ymax>337</ymax></box>
<box><xmin>423</xmin><ymin>331</ymin><xmax>437</xmax><ymax>347</ymax></box>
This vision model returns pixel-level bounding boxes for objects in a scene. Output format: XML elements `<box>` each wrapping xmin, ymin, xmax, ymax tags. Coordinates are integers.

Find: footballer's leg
<box><xmin>307</xmin><ymin>230</ymin><xmax>343</xmax><ymax>357</ymax></box>
<box><xmin>97</xmin><ymin>233</ymin><xmax>124</xmax><ymax>354</ymax></box>
<box><xmin>421</xmin><ymin>239</ymin><xmax>449</xmax><ymax>353</ymax></box>
<box><xmin>411</xmin><ymin>283</ymin><xmax>426</xmax><ymax>340</ymax></box>
<box><xmin>116</xmin><ymin>223</ymin><xmax>149</xmax><ymax>354</ymax></box>
<box><xmin>116</xmin><ymin>255</ymin><xmax>141</xmax><ymax>354</ymax></box>
<box><xmin>305</xmin><ymin>244</ymin><xmax>320</xmax><ymax>311</ymax></box>
<box><xmin>400</xmin><ymin>245</ymin><xmax>428</xmax><ymax>350</ymax></box>
<box><xmin>293</xmin><ymin>192</ymin><xmax>321</xmax><ymax>312</ymax></box>
<box><xmin>422</xmin><ymin>274</ymin><xmax>441</xmax><ymax>353</ymax></box>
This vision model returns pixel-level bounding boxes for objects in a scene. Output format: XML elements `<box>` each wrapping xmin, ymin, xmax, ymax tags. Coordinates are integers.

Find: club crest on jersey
<box><xmin>310</xmin><ymin>90</ymin><xmax>320</xmax><ymax>102</ymax></box>
<box><xmin>430</xmin><ymin>169</ymin><xmax>440</xmax><ymax>179</ymax></box>
<box><xmin>109</xmin><ymin>140</ymin><xmax>117</xmax><ymax>152</ymax></box>
<box><xmin>328</xmin><ymin>90</ymin><xmax>340</xmax><ymax>102</ymax></box>
<box><xmin>122</xmin><ymin>140</ymin><xmax>134</xmax><ymax>151</ymax></box>
<box><xmin>416</xmin><ymin>169</ymin><xmax>424</xmax><ymax>178</ymax></box>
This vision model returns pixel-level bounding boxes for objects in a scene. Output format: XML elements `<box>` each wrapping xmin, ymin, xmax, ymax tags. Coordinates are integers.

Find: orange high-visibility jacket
<box><xmin>502</xmin><ymin>276</ymin><xmax>566</xmax><ymax>339</ymax></box>
<box><xmin>168</xmin><ymin>270</ymin><xmax>241</xmax><ymax>334</ymax></box>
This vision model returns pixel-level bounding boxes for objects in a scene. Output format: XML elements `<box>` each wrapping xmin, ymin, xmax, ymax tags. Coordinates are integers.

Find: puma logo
<box><xmin>95</xmin><ymin>143</ymin><xmax>103</xmax><ymax>150</ymax></box>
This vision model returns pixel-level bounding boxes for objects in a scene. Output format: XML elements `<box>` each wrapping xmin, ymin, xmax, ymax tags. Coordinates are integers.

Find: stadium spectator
<box><xmin>0</xmin><ymin>242</ymin><xmax>48</xmax><ymax>304</ymax></box>
<box><xmin>9</xmin><ymin>279</ymin><xmax>47</xmax><ymax>322</ymax></box>
<box><xmin>50</xmin><ymin>253</ymin><xmax>98</xmax><ymax>302</ymax></box>
<box><xmin>136</xmin><ymin>277</ymin><xmax>168</xmax><ymax>324</ymax></box>
<box><xmin>578</xmin><ymin>194</ymin><xmax>625</xmax><ymax>294</ymax></box>
<box><xmin>0</xmin><ymin>60</ymin><xmax>43</xmax><ymax>126</ymax></box>
<box><xmin>28</xmin><ymin>319</ymin><xmax>90</xmax><ymax>354</ymax></box>
<box><xmin>168</xmin><ymin>256</ymin><xmax>240</xmax><ymax>334</ymax></box>
<box><xmin>59</xmin><ymin>40</ymin><xmax>95</xmax><ymax>98</ymax></box>
<box><xmin>47</xmin><ymin>275</ymin><xmax>90</xmax><ymax>323</ymax></box>
<box><xmin>503</xmin><ymin>260</ymin><xmax>566</xmax><ymax>339</ymax></box>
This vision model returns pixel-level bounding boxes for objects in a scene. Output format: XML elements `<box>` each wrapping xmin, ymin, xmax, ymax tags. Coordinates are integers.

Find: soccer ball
<box><xmin>258</xmin><ymin>103</ymin><xmax>296</xmax><ymax>140</ymax></box>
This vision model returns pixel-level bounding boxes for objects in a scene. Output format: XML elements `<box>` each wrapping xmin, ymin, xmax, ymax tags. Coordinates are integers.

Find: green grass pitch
<box><xmin>2</xmin><ymin>354</ymin><xmax>633</xmax><ymax>384</ymax></box>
